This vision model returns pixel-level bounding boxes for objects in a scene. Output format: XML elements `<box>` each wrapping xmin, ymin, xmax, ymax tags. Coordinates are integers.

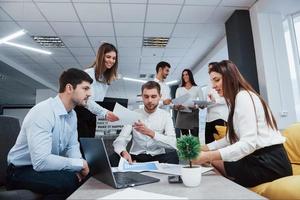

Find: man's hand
<box><xmin>77</xmin><ymin>160</ymin><xmax>90</xmax><ymax>182</ymax></box>
<box><xmin>106</xmin><ymin>111</ymin><xmax>119</xmax><ymax>122</ymax></box>
<box><xmin>174</xmin><ymin>104</ymin><xmax>185</xmax><ymax>110</ymax></box>
<box><xmin>121</xmin><ymin>151</ymin><xmax>133</xmax><ymax>163</ymax></box>
<box><xmin>133</xmin><ymin>120</ymin><xmax>155</xmax><ymax>138</ymax></box>
<box><xmin>163</xmin><ymin>98</ymin><xmax>172</xmax><ymax>105</ymax></box>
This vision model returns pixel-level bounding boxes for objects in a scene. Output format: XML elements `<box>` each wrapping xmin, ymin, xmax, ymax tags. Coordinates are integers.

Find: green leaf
<box><xmin>176</xmin><ymin>135</ymin><xmax>201</xmax><ymax>167</ymax></box>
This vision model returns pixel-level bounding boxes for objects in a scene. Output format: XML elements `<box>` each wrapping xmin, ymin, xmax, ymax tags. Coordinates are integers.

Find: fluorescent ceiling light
<box><xmin>0</xmin><ymin>29</ymin><xmax>26</xmax><ymax>44</ymax></box>
<box><xmin>166</xmin><ymin>80</ymin><xmax>178</xmax><ymax>85</ymax></box>
<box><xmin>123</xmin><ymin>77</ymin><xmax>147</xmax><ymax>83</ymax></box>
<box><xmin>4</xmin><ymin>42</ymin><xmax>52</xmax><ymax>55</ymax></box>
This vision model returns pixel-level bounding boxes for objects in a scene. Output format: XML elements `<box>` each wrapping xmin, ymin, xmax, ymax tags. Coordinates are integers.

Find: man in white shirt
<box><xmin>112</xmin><ymin>81</ymin><xmax>178</xmax><ymax>165</ymax></box>
<box><xmin>154</xmin><ymin>61</ymin><xmax>172</xmax><ymax>111</ymax></box>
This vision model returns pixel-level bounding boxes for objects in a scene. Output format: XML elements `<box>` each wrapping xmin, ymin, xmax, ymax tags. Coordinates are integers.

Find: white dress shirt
<box><xmin>113</xmin><ymin>107</ymin><xmax>177</xmax><ymax>156</ymax></box>
<box><xmin>207</xmin><ymin>90</ymin><xmax>285</xmax><ymax>162</ymax></box>
<box><xmin>7</xmin><ymin>96</ymin><xmax>83</xmax><ymax>172</ymax></box>
<box><xmin>84</xmin><ymin>68</ymin><xmax>108</xmax><ymax>118</ymax></box>
<box><xmin>206</xmin><ymin>88</ymin><xmax>229</xmax><ymax>122</ymax></box>
<box><xmin>154</xmin><ymin>77</ymin><xmax>171</xmax><ymax>111</ymax></box>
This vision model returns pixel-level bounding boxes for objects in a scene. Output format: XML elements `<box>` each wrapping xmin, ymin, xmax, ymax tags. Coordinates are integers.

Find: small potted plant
<box><xmin>177</xmin><ymin>135</ymin><xmax>202</xmax><ymax>187</ymax></box>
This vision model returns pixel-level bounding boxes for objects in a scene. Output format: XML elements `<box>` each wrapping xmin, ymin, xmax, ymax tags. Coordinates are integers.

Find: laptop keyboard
<box><xmin>114</xmin><ymin>172</ymin><xmax>149</xmax><ymax>185</ymax></box>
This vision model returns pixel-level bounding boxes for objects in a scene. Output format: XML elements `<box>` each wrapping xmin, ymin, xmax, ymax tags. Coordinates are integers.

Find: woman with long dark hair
<box><xmin>174</xmin><ymin>69</ymin><xmax>204</xmax><ymax>137</ymax></box>
<box><xmin>193</xmin><ymin>60</ymin><xmax>292</xmax><ymax>187</ymax></box>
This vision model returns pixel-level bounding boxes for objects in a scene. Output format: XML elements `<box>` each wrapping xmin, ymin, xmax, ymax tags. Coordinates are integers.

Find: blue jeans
<box><xmin>6</xmin><ymin>164</ymin><xmax>82</xmax><ymax>199</ymax></box>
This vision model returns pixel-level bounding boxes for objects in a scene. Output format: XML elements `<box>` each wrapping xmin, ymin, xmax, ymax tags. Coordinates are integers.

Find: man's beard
<box><xmin>72</xmin><ymin>97</ymin><xmax>88</xmax><ymax>107</ymax></box>
<box><xmin>144</xmin><ymin>103</ymin><xmax>158</xmax><ymax>113</ymax></box>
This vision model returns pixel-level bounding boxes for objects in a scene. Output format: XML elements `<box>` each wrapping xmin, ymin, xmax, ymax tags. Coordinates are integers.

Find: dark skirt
<box><xmin>224</xmin><ymin>144</ymin><xmax>292</xmax><ymax>187</ymax></box>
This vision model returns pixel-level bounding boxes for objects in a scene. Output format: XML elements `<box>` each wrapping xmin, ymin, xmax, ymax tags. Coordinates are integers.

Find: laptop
<box><xmin>80</xmin><ymin>138</ymin><xmax>160</xmax><ymax>189</ymax></box>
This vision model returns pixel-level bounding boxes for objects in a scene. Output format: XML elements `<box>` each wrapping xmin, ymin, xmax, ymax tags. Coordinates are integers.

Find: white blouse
<box><xmin>84</xmin><ymin>68</ymin><xmax>109</xmax><ymax>118</ymax></box>
<box><xmin>207</xmin><ymin>90</ymin><xmax>285</xmax><ymax>162</ymax></box>
<box><xmin>175</xmin><ymin>86</ymin><xmax>204</xmax><ymax>102</ymax></box>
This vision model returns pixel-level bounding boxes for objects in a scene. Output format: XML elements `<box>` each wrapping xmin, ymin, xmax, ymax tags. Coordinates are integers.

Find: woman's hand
<box><xmin>106</xmin><ymin>111</ymin><xmax>119</xmax><ymax>122</ymax></box>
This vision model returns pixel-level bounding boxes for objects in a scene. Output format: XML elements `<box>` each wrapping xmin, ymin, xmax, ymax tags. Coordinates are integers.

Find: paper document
<box><xmin>99</xmin><ymin>188</ymin><xmax>187</xmax><ymax>199</ymax></box>
<box><xmin>116</xmin><ymin>158</ymin><xmax>213</xmax><ymax>175</ymax></box>
<box><xmin>172</xmin><ymin>93</ymin><xmax>191</xmax><ymax>105</ymax></box>
<box><xmin>111</xmin><ymin>103</ymin><xmax>143</xmax><ymax>125</ymax></box>
<box><xmin>118</xmin><ymin>157</ymin><xmax>159</xmax><ymax>172</ymax></box>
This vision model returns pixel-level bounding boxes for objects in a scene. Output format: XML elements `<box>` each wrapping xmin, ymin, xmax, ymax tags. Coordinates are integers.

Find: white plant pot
<box><xmin>181</xmin><ymin>165</ymin><xmax>202</xmax><ymax>187</ymax></box>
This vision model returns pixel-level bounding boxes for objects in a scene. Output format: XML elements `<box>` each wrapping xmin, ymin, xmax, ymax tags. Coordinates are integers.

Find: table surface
<box><xmin>68</xmin><ymin>171</ymin><xmax>265</xmax><ymax>199</ymax></box>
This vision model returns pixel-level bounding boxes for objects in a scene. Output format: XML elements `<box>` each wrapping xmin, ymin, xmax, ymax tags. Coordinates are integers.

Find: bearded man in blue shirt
<box><xmin>6</xmin><ymin>68</ymin><xmax>92</xmax><ymax>199</ymax></box>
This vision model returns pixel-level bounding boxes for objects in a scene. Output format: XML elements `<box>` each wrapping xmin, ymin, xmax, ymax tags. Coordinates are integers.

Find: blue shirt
<box><xmin>7</xmin><ymin>95</ymin><xmax>83</xmax><ymax>172</ymax></box>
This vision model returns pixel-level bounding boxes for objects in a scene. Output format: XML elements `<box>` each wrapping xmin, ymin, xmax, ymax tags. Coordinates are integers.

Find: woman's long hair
<box><xmin>208</xmin><ymin>60</ymin><xmax>278</xmax><ymax>144</ymax></box>
<box><xmin>90</xmin><ymin>43</ymin><xmax>118</xmax><ymax>84</ymax></box>
<box><xmin>181</xmin><ymin>69</ymin><xmax>197</xmax><ymax>87</ymax></box>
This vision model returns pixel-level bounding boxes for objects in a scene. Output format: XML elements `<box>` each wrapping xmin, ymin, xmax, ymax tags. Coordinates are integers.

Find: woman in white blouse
<box><xmin>193</xmin><ymin>60</ymin><xmax>292</xmax><ymax>187</ymax></box>
<box><xmin>76</xmin><ymin>43</ymin><xmax>119</xmax><ymax>137</ymax></box>
<box><xmin>174</xmin><ymin>69</ymin><xmax>204</xmax><ymax>137</ymax></box>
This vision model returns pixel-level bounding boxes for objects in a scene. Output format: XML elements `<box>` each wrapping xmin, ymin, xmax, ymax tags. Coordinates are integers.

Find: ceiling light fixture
<box><xmin>4</xmin><ymin>41</ymin><xmax>52</xmax><ymax>55</ymax></box>
<box><xmin>123</xmin><ymin>77</ymin><xmax>147</xmax><ymax>83</ymax></box>
<box><xmin>166</xmin><ymin>80</ymin><xmax>178</xmax><ymax>85</ymax></box>
<box><xmin>0</xmin><ymin>29</ymin><xmax>26</xmax><ymax>45</ymax></box>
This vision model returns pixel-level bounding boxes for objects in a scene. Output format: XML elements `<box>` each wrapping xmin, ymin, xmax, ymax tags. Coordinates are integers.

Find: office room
<box><xmin>1</xmin><ymin>0</ymin><xmax>300</xmax><ymax>199</ymax></box>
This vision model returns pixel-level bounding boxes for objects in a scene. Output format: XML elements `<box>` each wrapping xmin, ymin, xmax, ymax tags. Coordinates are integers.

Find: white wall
<box><xmin>36</xmin><ymin>89</ymin><xmax>56</xmax><ymax>104</ymax></box>
<box><xmin>3</xmin><ymin>108</ymin><xmax>31</xmax><ymax>125</ymax></box>
<box><xmin>250</xmin><ymin>0</ymin><xmax>298</xmax><ymax>129</ymax></box>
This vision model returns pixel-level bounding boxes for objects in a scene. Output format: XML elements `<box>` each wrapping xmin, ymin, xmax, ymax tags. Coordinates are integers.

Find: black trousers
<box><xmin>224</xmin><ymin>144</ymin><xmax>292</xmax><ymax>187</ymax></box>
<box><xmin>180</xmin><ymin>127</ymin><xmax>199</xmax><ymax>137</ymax></box>
<box><xmin>205</xmin><ymin>119</ymin><xmax>227</xmax><ymax>144</ymax></box>
<box><xmin>109</xmin><ymin>150</ymin><xmax>179</xmax><ymax>167</ymax></box>
<box><xmin>6</xmin><ymin>164</ymin><xmax>83</xmax><ymax>199</ymax></box>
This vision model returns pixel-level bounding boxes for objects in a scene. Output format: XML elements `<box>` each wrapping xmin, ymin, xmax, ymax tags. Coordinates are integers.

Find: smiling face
<box><xmin>210</xmin><ymin>71</ymin><xmax>223</xmax><ymax>96</ymax></box>
<box><xmin>104</xmin><ymin>51</ymin><xmax>117</xmax><ymax>69</ymax></box>
<box><xmin>182</xmin><ymin>71</ymin><xmax>190</xmax><ymax>83</ymax></box>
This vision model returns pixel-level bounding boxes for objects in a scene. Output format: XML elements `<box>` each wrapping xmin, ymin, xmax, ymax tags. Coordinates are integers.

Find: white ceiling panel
<box><xmin>0</xmin><ymin>2</ymin><xmax>45</xmax><ymax>21</ymax></box>
<box><xmin>0</xmin><ymin>46</ymin><xmax>26</xmax><ymax>56</ymax></box>
<box><xmin>69</xmin><ymin>47</ymin><xmax>95</xmax><ymax>56</ymax></box>
<box><xmin>0</xmin><ymin>8</ymin><xmax>12</xmax><ymax>21</ymax></box>
<box><xmin>37</xmin><ymin>3</ymin><xmax>78</xmax><ymax>22</ymax></box>
<box><xmin>167</xmin><ymin>37</ymin><xmax>195</xmax><ymax>49</ymax></box>
<box><xmin>89</xmin><ymin>36</ymin><xmax>116</xmax><ymax>47</ymax></box>
<box><xmin>77</xmin><ymin>56</ymin><xmax>94</xmax><ymax>67</ymax></box>
<box><xmin>34</xmin><ymin>0</ymin><xmax>71</xmax><ymax>2</ymax></box>
<box><xmin>185</xmin><ymin>0</ymin><xmax>221</xmax><ymax>6</ymax></box>
<box><xmin>61</xmin><ymin>36</ymin><xmax>90</xmax><ymax>48</ymax></box>
<box><xmin>83</xmin><ymin>22</ymin><xmax>114</xmax><ymax>36</ymax></box>
<box><xmin>53</xmin><ymin>56</ymin><xmax>78</xmax><ymax>64</ymax></box>
<box><xmin>118</xmin><ymin>56</ymin><xmax>140</xmax><ymax>64</ymax></box>
<box><xmin>72</xmin><ymin>0</ymin><xmax>108</xmax><ymax>2</ymax></box>
<box><xmin>141</xmin><ymin>56</ymin><xmax>162</xmax><ymax>64</ymax></box>
<box><xmin>206</xmin><ymin>7</ymin><xmax>245</xmax><ymax>23</ymax></box>
<box><xmin>220</xmin><ymin>0</ymin><xmax>256</xmax><ymax>7</ymax></box>
<box><xmin>50</xmin><ymin>22</ymin><xmax>85</xmax><ymax>36</ymax></box>
<box><xmin>114</xmin><ymin>23</ymin><xmax>144</xmax><ymax>37</ymax></box>
<box><xmin>0</xmin><ymin>22</ymin><xmax>21</xmax><ymax>37</ymax></box>
<box><xmin>142</xmin><ymin>48</ymin><xmax>164</xmax><ymax>57</ymax></box>
<box><xmin>148</xmin><ymin>0</ymin><xmax>184</xmax><ymax>4</ymax></box>
<box><xmin>178</xmin><ymin>5</ymin><xmax>216</xmax><ymax>23</ymax></box>
<box><xmin>111</xmin><ymin>0</ymin><xmax>147</xmax><ymax>3</ymax></box>
<box><xmin>49</xmin><ymin>48</ymin><xmax>73</xmax><ymax>57</ymax></box>
<box><xmin>162</xmin><ymin>56</ymin><xmax>182</xmax><ymax>65</ymax></box>
<box><xmin>112</xmin><ymin>4</ymin><xmax>146</xmax><ymax>22</ymax></box>
<box><xmin>144</xmin><ymin>23</ymin><xmax>174</xmax><ymax>37</ymax></box>
<box><xmin>18</xmin><ymin>21</ymin><xmax>56</xmax><ymax>36</ymax></box>
<box><xmin>164</xmin><ymin>48</ymin><xmax>186</xmax><ymax>57</ymax></box>
<box><xmin>74</xmin><ymin>3</ymin><xmax>112</xmax><ymax>22</ymax></box>
<box><xmin>172</xmin><ymin>23</ymin><xmax>203</xmax><ymax>38</ymax></box>
<box><xmin>117</xmin><ymin>37</ymin><xmax>142</xmax><ymax>48</ymax></box>
<box><xmin>146</xmin><ymin>5</ymin><xmax>181</xmax><ymax>23</ymax></box>
<box><xmin>118</xmin><ymin>47</ymin><xmax>141</xmax><ymax>58</ymax></box>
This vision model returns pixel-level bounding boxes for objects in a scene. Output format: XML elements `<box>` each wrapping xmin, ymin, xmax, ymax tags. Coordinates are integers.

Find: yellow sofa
<box><xmin>250</xmin><ymin>123</ymin><xmax>300</xmax><ymax>199</ymax></box>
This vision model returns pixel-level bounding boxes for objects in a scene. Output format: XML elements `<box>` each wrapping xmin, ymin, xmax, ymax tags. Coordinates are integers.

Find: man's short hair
<box><xmin>156</xmin><ymin>61</ymin><xmax>171</xmax><ymax>73</ymax></box>
<box><xmin>141</xmin><ymin>81</ymin><xmax>161</xmax><ymax>95</ymax></box>
<box><xmin>59</xmin><ymin>68</ymin><xmax>93</xmax><ymax>93</ymax></box>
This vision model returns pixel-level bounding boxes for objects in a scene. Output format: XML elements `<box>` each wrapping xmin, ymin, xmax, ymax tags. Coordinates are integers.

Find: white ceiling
<box><xmin>0</xmin><ymin>0</ymin><xmax>257</xmax><ymax>105</ymax></box>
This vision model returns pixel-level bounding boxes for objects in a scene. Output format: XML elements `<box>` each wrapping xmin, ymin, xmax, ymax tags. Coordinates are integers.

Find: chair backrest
<box><xmin>0</xmin><ymin>115</ymin><xmax>20</xmax><ymax>186</ymax></box>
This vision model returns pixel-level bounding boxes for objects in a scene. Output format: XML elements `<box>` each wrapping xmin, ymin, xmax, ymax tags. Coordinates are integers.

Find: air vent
<box><xmin>32</xmin><ymin>36</ymin><xmax>65</xmax><ymax>48</ymax></box>
<box><xmin>143</xmin><ymin>37</ymin><xmax>169</xmax><ymax>47</ymax></box>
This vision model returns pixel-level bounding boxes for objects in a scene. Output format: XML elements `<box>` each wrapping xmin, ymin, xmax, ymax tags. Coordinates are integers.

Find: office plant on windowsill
<box><xmin>177</xmin><ymin>135</ymin><xmax>202</xmax><ymax>187</ymax></box>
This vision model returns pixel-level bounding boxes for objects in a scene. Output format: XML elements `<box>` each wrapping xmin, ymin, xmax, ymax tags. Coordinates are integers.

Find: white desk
<box><xmin>68</xmin><ymin>171</ymin><xmax>265</xmax><ymax>199</ymax></box>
